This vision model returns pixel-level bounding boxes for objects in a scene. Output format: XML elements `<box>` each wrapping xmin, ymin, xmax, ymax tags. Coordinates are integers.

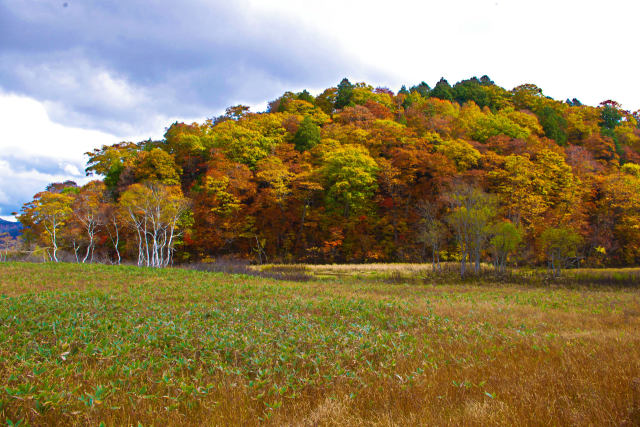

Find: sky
<box><xmin>1</xmin><ymin>0</ymin><xmax>639</xmax><ymax>220</ymax></box>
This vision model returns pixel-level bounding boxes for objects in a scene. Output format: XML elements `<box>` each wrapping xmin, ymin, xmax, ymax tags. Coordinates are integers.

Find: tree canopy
<box><xmin>15</xmin><ymin>76</ymin><xmax>640</xmax><ymax>268</ymax></box>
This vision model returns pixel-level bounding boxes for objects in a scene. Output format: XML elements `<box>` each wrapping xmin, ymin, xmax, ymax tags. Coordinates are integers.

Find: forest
<box><xmin>12</xmin><ymin>76</ymin><xmax>640</xmax><ymax>269</ymax></box>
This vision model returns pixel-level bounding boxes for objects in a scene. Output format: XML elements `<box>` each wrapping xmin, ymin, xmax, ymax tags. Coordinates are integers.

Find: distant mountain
<box><xmin>0</xmin><ymin>219</ymin><xmax>23</xmax><ymax>238</ymax></box>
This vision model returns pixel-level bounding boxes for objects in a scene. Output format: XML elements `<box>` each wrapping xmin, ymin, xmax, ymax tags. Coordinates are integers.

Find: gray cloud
<box><xmin>0</xmin><ymin>153</ymin><xmax>88</xmax><ymax>217</ymax></box>
<box><xmin>0</xmin><ymin>0</ymin><xmax>379</xmax><ymax>136</ymax></box>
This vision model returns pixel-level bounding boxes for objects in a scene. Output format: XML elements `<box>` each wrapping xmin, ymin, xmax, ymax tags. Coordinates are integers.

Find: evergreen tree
<box><xmin>430</xmin><ymin>78</ymin><xmax>454</xmax><ymax>101</ymax></box>
<box><xmin>410</xmin><ymin>81</ymin><xmax>431</xmax><ymax>98</ymax></box>
<box><xmin>297</xmin><ymin>89</ymin><xmax>315</xmax><ymax>104</ymax></box>
<box><xmin>293</xmin><ymin>116</ymin><xmax>321</xmax><ymax>152</ymax></box>
<box><xmin>335</xmin><ymin>78</ymin><xmax>354</xmax><ymax>109</ymax></box>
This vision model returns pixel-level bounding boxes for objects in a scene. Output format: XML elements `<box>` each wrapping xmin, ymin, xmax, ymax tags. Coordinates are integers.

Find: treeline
<box><xmin>14</xmin><ymin>76</ymin><xmax>640</xmax><ymax>270</ymax></box>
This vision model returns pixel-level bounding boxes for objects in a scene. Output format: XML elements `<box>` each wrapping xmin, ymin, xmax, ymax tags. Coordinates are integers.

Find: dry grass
<box><xmin>1</xmin><ymin>262</ymin><xmax>639</xmax><ymax>426</ymax></box>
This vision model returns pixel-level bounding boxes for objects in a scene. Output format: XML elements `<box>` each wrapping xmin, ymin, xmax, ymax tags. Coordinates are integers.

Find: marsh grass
<box><xmin>0</xmin><ymin>262</ymin><xmax>639</xmax><ymax>425</ymax></box>
<box><xmin>188</xmin><ymin>260</ymin><xmax>315</xmax><ymax>282</ymax></box>
<box><xmin>256</xmin><ymin>262</ymin><xmax>640</xmax><ymax>288</ymax></box>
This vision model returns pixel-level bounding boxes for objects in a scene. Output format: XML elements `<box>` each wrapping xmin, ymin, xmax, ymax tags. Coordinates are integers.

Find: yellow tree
<box><xmin>599</xmin><ymin>164</ymin><xmax>640</xmax><ymax>264</ymax></box>
<box><xmin>211</xmin><ymin>114</ymin><xmax>285</xmax><ymax>168</ymax></box>
<box><xmin>128</xmin><ymin>148</ymin><xmax>182</xmax><ymax>186</ymax></box>
<box><xmin>540</xmin><ymin>227</ymin><xmax>583</xmax><ymax>276</ymax></box>
<box><xmin>18</xmin><ymin>191</ymin><xmax>74</xmax><ymax>262</ymax></box>
<box><xmin>72</xmin><ymin>180</ymin><xmax>106</xmax><ymax>263</ymax></box>
<box><xmin>489</xmin><ymin>150</ymin><xmax>579</xmax><ymax>232</ymax></box>
<box><xmin>435</xmin><ymin>139</ymin><xmax>481</xmax><ymax>171</ymax></box>
<box><xmin>321</xmin><ymin>144</ymin><xmax>379</xmax><ymax>218</ymax></box>
<box><xmin>119</xmin><ymin>183</ymin><xmax>189</xmax><ymax>267</ymax></box>
<box><xmin>85</xmin><ymin>141</ymin><xmax>138</xmax><ymax>192</ymax></box>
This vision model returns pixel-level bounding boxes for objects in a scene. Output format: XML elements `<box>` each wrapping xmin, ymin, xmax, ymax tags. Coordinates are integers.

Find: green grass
<box><xmin>1</xmin><ymin>262</ymin><xmax>639</xmax><ymax>425</ymax></box>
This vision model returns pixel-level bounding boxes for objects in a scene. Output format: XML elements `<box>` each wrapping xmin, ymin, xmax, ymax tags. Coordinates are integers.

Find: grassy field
<box><xmin>1</xmin><ymin>263</ymin><xmax>639</xmax><ymax>426</ymax></box>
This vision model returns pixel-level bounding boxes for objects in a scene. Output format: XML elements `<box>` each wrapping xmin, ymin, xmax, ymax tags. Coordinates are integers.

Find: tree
<box><xmin>511</xmin><ymin>84</ymin><xmax>544</xmax><ymax>110</ymax></box>
<box><xmin>489</xmin><ymin>151</ymin><xmax>579</xmax><ymax>233</ymax></box>
<box><xmin>322</xmin><ymin>144</ymin><xmax>379</xmax><ymax>218</ymax></box>
<box><xmin>540</xmin><ymin>227</ymin><xmax>583</xmax><ymax>277</ymax></box>
<box><xmin>430</xmin><ymin>78</ymin><xmax>454</xmax><ymax>101</ymax></box>
<box><xmin>72</xmin><ymin>180</ymin><xmax>106</xmax><ymax>263</ymax></box>
<box><xmin>189</xmin><ymin>152</ymin><xmax>256</xmax><ymax>257</ymax></box>
<box><xmin>213</xmin><ymin>105</ymin><xmax>251</xmax><ymax>123</ymax></box>
<box><xmin>335</xmin><ymin>78</ymin><xmax>354</xmax><ymax>109</ymax></box>
<box><xmin>119</xmin><ymin>183</ymin><xmax>189</xmax><ymax>267</ymax></box>
<box><xmin>129</xmin><ymin>148</ymin><xmax>182</xmax><ymax>186</ymax></box>
<box><xmin>417</xmin><ymin>200</ymin><xmax>447</xmax><ymax>271</ymax></box>
<box><xmin>446</xmin><ymin>185</ymin><xmax>497</xmax><ymax>275</ymax></box>
<box><xmin>103</xmin><ymin>203</ymin><xmax>123</xmax><ymax>265</ymax></box>
<box><xmin>489</xmin><ymin>221</ymin><xmax>522</xmax><ymax>273</ymax></box>
<box><xmin>85</xmin><ymin>142</ymin><xmax>138</xmax><ymax>193</ymax></box>
<box><xmin>452</xmin><ymin>77</ymin><xmax>490</xmax><ymax>108</ymax></box>
<box><xmin>410</xmin><ymin>82</ymin><xmax>431</xmax><ymax>98</ymax></box>
<box><xmin>297</xmin><ymin>89</ymin><xmax>315</xmax><ymax>104</ymax></box>
<box><xmin>290</xmin><ymin>166</ymin><xmax>323</xmax><ymax>254</ymax></box>
<box><xmin>163</xmin><ymin>122</ymin><xmax>213</xmax><ymax>185</ymax></box>
<box><xmin>14</xmin><ymin>76</ymin><xmax>640</xmax><ymax>267</ymax></box>
<box><xmin>293</xmin><ymin>116</ymin><xmax>321</xmax><ymax>152</ymax></box>
<box><xmin>0</xmin><ymin>232</ymin><xmax>16</xmax><ymax>262</ymax></box>
<box><xmin>435</xmin><ymin>139</ymin><xmax>481</xmax><ymax>171</ymax></box>
<box><xmin>536</xmin><ymin>105</ymin><xmax>568</xmax><ymax>145</ymax></box>
<box><xmin>18</xmin><ymin>191</ymin><xmax>74</xmax><ymax>262</ymax></box>
<box><xmin>212</xmin><ymin>114</ymin><xmax>285</xmax><ymax>168</ymax></box>
<box><xmin>598</xmin><ymin>165</ymin><xmax>640</xmax><ymax>264</ymax></box>
<box><xmin>600</xmin><ymin>101</ymin><xmax>623</xmax><ymax>130</ymax></box>
<box><xmin>315</xmin><ymin>87</ymin><xmax>337</xmax><ymax>115</ymax></box>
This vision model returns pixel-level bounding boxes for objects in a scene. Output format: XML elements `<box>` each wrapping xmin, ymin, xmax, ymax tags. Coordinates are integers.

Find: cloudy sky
<box><xmin>1</xmin><ymin>0</ymin><xmax>639</xmax><ymax>220</ymax></box>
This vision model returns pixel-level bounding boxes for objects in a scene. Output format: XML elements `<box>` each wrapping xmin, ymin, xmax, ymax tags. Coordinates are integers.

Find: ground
<box><xmin>0</xmin><ymin>262</ymin><xmax>639</xmax><ymax>426</ymax></box>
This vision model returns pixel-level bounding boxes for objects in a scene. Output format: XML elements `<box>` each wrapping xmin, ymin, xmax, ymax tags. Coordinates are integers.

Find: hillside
<box><xmin>16</xmin><ymin>76</ymin><xmax>640</xmax><ymax>266</ymax></box>
<box><xmin>0</xmin><ymin>218</ymin><xmax>22</xmax><ymax>238</ymax></box>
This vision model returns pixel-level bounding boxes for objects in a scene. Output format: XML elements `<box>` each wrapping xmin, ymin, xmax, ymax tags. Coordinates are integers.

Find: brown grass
<box><xmin>0</xmin><ymin>262</ymin><xmax>639</xmax><ymax>426</ymax></box>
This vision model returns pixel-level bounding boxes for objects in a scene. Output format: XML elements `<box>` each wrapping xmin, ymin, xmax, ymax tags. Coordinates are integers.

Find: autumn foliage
<box><xmin>16</xmin><ymin>77</ymin><xmax>640</xmax><ymax>267</ymax></box>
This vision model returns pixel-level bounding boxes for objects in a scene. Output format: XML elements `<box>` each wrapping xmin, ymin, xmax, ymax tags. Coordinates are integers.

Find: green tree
<box><xmin>600</xmin><ymin>101</ymin><xmax>622</xmax><ymax>130</ymax></box>
<box><xmin>297</xmin><ymin>89</ymin><xmax>315</xmax><ymax>104</ymax></box>
<box><xmin>452</xmin><ymin>77</ymin><xmax>490</xmax><ymax>108</ymax></box>
<box><xmin>536</xmin><ymin>105</ymin><xmax>568</xmax><ymax>145</ymax></box>
<box><xmin>293</xmin><ymin>116</ymin><xmax>321</xmax><ymax>152</ymax></box>
<box><xmin>410</xmin><ymin>81</ymin><xmax>430</xmax><ymax>98</ymax></box>
<box><xmin>430</xmin><ymin>78</ymin><xmax>454</xmax><ymax>101</ymax></box>
<box><xmin>335</xmin><ymin>78</ymin><xmax>354</xmax><ymax>109</ymax></box>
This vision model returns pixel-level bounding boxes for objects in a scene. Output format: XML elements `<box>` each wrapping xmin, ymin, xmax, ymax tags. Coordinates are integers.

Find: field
<box><xmin>1</xmin><ymin>263</ymin><xmax>639</xmax><ymax>426</ymax></box>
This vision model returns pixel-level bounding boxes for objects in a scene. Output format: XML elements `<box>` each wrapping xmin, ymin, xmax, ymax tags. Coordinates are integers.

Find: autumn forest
<box><xmin>13</xmin><ymin>76</ymin><xmax>640</xmax><ymax>270</ymax></box>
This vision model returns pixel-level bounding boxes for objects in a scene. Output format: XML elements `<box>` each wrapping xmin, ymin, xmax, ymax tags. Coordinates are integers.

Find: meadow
<box><xmin>0</xmin><ymin>262</ymin><xmax>639</xmax><ymax>426</ymax></box>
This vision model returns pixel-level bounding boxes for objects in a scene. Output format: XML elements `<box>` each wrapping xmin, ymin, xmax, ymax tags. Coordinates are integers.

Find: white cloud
<box><xmin>0</xmin><ymin>91</ymin><xmax>206</xmax><ymax>215</ymax></box>
<box><xmin>0</xmin><ymin>93</ymin><xmax>118</xmax><ymax>215</ymax></box>
<box><xmin>0</xmin><ymin>91</ymin><xmax>119</xmax><ymax>159</ymax></box>
<box><xmin>251</xmin><ymin>0</ymin><xmax>640</xmax><ymax>110</ymax></box>
<box><xmin>0</xmin><ymin>188</ymin><xmax>8</xmax><ymax>204</ymax></box>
